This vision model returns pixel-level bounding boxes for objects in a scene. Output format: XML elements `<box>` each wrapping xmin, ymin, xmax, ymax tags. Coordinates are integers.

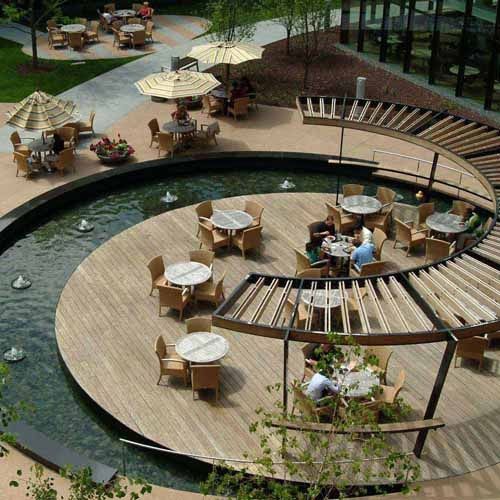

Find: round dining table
<box><xmin>339</xmin><ymin>369</ymin><xmax>380</xmax><ymax>398</ymax></box>
<box><xmin>176</xmin><ymin>332</ymin><xmax>229</xmax><ymax>364</ymax></box>
<box><xmin>113</xmin><ymin>9</ymin><xmax>137</xmax><ymax>20</ymax></box>
<box><xmin>341</xmin><ymin>195</ymin><xmax>382</xmax><ymax>225</ymax></box>
<box><xmin>121</xmin><ymin>24</ymin><xmax>145</xmax><ymax>33</ymax></box>
<box><xmin>28</xmin><ymin>138</ymin><xmax>55</xmax><ymax>171</ymax></box>
<box><xmin>322</xmin><ymin>236</ymin><xmax>352</xmax><ymax>258</ymax></box>
<box><xmin>61</xmin><ymin>24</ymin><xmax>86</xmax><ymax>33</ymax></box>
<box><xmin>211</xmin><ymin>210</ymin><xmax>253</xmax><ymax>231</ymax></box>
<box><xmin>425</xmin><ymin>212</ymin><xmax>467</xmax><ymax>234</ymax></box>
<box><xmin>164</xmin><ymin>261</ymin><xmax>211</xmax><ymax>287</ymax></box>
<box><xmin>301</xmin><ymin>289</ymin><xmax>342</xmax><ymax>309</ymax></box>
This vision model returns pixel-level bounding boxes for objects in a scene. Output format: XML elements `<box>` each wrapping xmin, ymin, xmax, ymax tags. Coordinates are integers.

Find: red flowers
<box><xmin>90</xmin><ymin>135</ymin><xmax>134</xmax><ymax>160</ymax></box>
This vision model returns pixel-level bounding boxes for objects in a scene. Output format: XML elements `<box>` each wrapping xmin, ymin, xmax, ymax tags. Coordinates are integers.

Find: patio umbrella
<box><xmin>186</xmin><ymin>41</ymin><xmax>264</xmax><ymax>81</ymax></box>
<box><xmin>135</xmin><ymin>70</ymin><xmax>221</xmax><ymax>99</ymax></box>
<box><xmin>6</xmin><ymin>90</ymin><xmax>77</xmax><ymax>131</ymax></box>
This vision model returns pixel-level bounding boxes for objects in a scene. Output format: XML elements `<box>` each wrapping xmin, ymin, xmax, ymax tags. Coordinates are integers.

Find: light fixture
<box><xmin>161</xmin><ymin>191</ymin><xmax>178</xmax><ymax>204</ymax></box>
<box><xmin>76</xmin><ymin>218</ymin><xmax>94</xmax><ymax>233</ymax></box>
<box><xmin>11</xmin><ymin>275</ymin><xmax>32</xmax><ymax>290</ymax></box>
<box><xmin>279</xmin><ymin>178</ymin><xmax>295</xmax><ymax>190</ymax></box>
<box><xmin>3</xmin><ymin>347</ymin><xmax>26</xmax><ymax>363</ymax></box>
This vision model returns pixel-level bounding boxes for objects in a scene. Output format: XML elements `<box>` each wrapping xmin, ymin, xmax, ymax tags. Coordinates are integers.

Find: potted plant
<box><xmin>90</xmin><ymin>135</ymin><xmax>135</xmax><ymax>165</ymax></box>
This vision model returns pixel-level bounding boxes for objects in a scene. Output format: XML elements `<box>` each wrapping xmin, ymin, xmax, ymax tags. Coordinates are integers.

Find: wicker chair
<box><xmin>376</xmin><ymin>186</ymin><xmax>396</xmax><ymax>206</ymax></box>
<box><xmin>145</xmin><ymin>21</ymin><xmax>154</xmax><ymax>42</ymax></box>
<box><xmin>202</xmin><ymin>95</ymin><xmax>223</xmax><ymax>115</ymax></box>
<box><xmin>128</xmin><ymin>16</ymin><xmax>141</xmax><ymax>24</ymax></box>
<box><xmin>356</xmin><ymin>260</ymin><xmax>386</xmax><ymax>277</ymax></box>
<box><xmin>425</xmin><ymin>238</ymin><xmax>450</xmax><ymax>264</ymax></box>
<box><xmin>364</xmin><ymin>207</ymin><xmax>392</xmax><ymax>233</ymax></box>
<box><xmin>228</xmin><ymin>97</ymin><xmax>249</xmax><ymax>120</ymax></box>
<box><xmin>294</xmin><ymin>248</ymin><xmax>329</xmax><ymax>277</ymax></box>
<box><xmin>85</xmin><ymin>21</ymin><xmax>100</xmax><ymax>43</ymax></box>
<box><xmin>10</xmin><ymin>131</ymin><xmax>33</xmax><ymax>161</ymax></box>
<box><xmin>77</xmin><ymin>111</ymin><xmax>96</xmax><ymax>137</ymax></box>
<box><xmin>155</xmin><ymin>335</ymin><xmax>189</xmax><ymax>386</ymax></box>
<box><xmin>375</xmin><ymin>369</ymin><xmax>405</xmax><ymax>404</ymax></box>
<box><xmin>342</xmin><ymin>184</ymin><xmax>364</xmax><ymax>198</ymax></box>
<box><xmin>244</xmin><ymin>200</ymin><xmax>264</xmax><ymax>228</ymax></box>
<box><xmin>157</xmin><ymin>132</ymin><xmax>175</xmax><ymax>158</ymax></box>
<box><xmin>232</xmin><ymin>225</ymin><xmax>262</xmax><ymax>259</ymax></box>
<box><xmin>68</xmin><ymin>32</ymin><xmax>85</xmax><ymax>50</ymax></box>
<box><xmin>47</xmin><ymin>19</ymin><xmax>59</xmax><ymax>30</ymax></box>
<box><xmin>325</xmin><ymin>202</ymin><xmax>357</xmax><ymax>234</ymax></box>
<box><xmin>194</xmin><ymin>271</ymin><xmax>226</xmax><ymax>306</ymax></box>
<box><xmin>147</xmin><ymin>255</ymin><xmax>166</xmax><ymax>295</ymax></box>
<box><xmin>393</xmin><ymin>219</ymin><xmax>428</xmax><ymax>256</ymax></box>
<box><xmin>195</xmin><ymin>121</ymin><xmax>220</xmax><ymax>146</ymax></box>
<box><xmin>373</xmin><ymin>228</ymin><xmax>388</xmax><ymax>260</ymax></box>
<box><xmin>158</xmin><ymin>284</ymin><xmax>191</xmax><ymax>320</ymax></box>
<box><xmin>364</xmin><ymin>346</ymin><xmax>393</xmax><ymax>384</ymax></box>
<box><xmin>56</xmin><ymin>127</ymin><xmax>77</xmax><ymax>150</ymax></box>
<box><xmin>195</xmin><ymin>201</ymin><xmax>213</xmax><ymax>234</ymax></box>
<box><xmin>417</xmin><ymin>202</ymin><xmax>435</xmax><ymax>229</ymax></box>
<box><xmin>112</xmin><ymin>20</ymin><xmax>124</xmax><ymax>30</ymax></box>
<box><xmin>186</xmin><ymin>316</ymin><xmax>212</xmax><ymax>334</ymax></box>
<box><xmin>198</xmin><ymin>222</ymin><xmax>230</xmax><ymax>252</ymax></box>
<box><xmin>450</xmin><ymin>200</ymin><xmax>474</xmax><ymax>218</ymax></box>
<box><xmin>191</xmin><ymin>364</ymin><xmax>221</xmax><ymax>401</ymax></box>
<box><xmin>14</xmin><ymin>152</ymin><xmax>39</xmax><ymax>179</ymax></box>
<box><xmin>291</xmin><ymin>382</ymin><xmax>335</xmax><ymax>422</ymax></box>
<box><xmin>113</xmin><ymin>28</ymin><xmax>130</xmax><ymax>48</ymax></box>
<box><xmin>455</xmin><ymin>336</ymin><xmax>488</xmax><ymax>371</ymax></box>
<box><xmin>131</xmin><ymin>29</ymin><xmax>146</xmax><ymax>48</ymax></box>
<box><xmin>53</xmin><ymin>148</ymin><xmax>75</xmax><ymax>175</ymax></box>
<box><xmin>147</xmin><ymin>118</ymin><xmax>160</xmax><ymax>147</ymax></box>
<box><xmin>48</xmin><ymin>29</ymin><xmax>68</xmax><ymax>48</ymax></box>
<box><xmin>189</xmin><ymin>250</ymin><xmax>214</xmax><ymax>270</ymax></box>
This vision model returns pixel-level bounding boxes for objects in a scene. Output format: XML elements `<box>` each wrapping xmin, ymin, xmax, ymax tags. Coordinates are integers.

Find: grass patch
<box><xmin>0</xmin><ymin>37</ymin><xmax>140</xmax><ymax>102</ymax></box>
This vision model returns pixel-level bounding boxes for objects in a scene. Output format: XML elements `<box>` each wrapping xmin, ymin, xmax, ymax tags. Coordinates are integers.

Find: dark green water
<box><xmin>0</xmin><ymin>168</ymin><xmax>449</xmax><ymax>491</ymax></box>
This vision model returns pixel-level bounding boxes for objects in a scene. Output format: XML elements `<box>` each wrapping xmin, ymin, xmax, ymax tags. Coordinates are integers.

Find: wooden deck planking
<box><xmin>55</xmin><ymin>193</ymin><xmax>500</xmax><ymax>482</ymax></box>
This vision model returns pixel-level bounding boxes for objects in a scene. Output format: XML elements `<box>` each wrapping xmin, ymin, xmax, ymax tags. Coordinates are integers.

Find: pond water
<box><xmin>0</xmin><ymin>168</ymin><xmax>450</xmax><ymax>491</ymax></box>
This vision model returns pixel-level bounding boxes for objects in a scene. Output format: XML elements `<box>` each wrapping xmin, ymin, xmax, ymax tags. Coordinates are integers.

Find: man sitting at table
<box><xmin>306</xmin><ymin>371</ymin><xmax>341</xmax><ymax>402</ymax></box>
<box><xmin>171</xmin><ymin>103</ymin><xmax>190</xmax><ymax>122</ymax></box>
<box><xmin>310</xmin><ymin>215</ymin><xmax>336</xmax><ymax>239</ymax></box>
<box><xmin>52</xmin><ymin>132</ymin><xmax>65</xmax><ymax>155</ymax></box>
<box><xmin>353</xmin><ymin>222</ymin><xmax>373</xmax><ymax>244</ymax></box>
<box><xmin>351</xmin><ymin>239</ymin><xmax>375</xmax><ymax>272</ymax></box>
<box><xmin>137</xmin><ymin>1</ymin><xmax>153</xmax><ymax>19</ymax></box>
<box><xmin>456</xmin><ymin>206</ymin><xmax>482</xmax><ymax>250</ymax></box>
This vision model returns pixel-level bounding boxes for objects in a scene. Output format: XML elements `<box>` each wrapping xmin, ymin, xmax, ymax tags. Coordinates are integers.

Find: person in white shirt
<box><xmin>305</xmin><ymin>372</ymin><xmax>341</xmax><ymax>402</ymax></box>
<box><xmin>354</xmin><ymin>222</ymin><xmax>373</xmax><ymax>244</ymax></box>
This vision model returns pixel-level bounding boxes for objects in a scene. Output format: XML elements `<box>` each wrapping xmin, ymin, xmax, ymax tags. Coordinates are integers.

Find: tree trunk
<box><xmin>286</xmin><ymin>28</ymin><xmax>291</xmax><ymax>55</ymax></box>
<box><xmin>303</xmin><ymin>60</ymin><xmax>310</xmax><ymax>90</ymax></box>
<box><xmin>30</xmin><ymin>0</ymin><xmax>39</xmax><ymax>69</ymax></box>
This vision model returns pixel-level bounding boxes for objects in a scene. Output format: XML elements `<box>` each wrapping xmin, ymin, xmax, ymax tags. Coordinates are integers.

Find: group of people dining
<box><xmin>101</xmin><ymin>1</ymin><xmax>153</xmax><ymax>24</ymax></box>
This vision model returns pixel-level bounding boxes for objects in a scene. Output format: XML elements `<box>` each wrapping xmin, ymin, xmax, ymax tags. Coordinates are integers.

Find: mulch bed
<box><xmin>208</xmin><ymin>28</ymin><xmax>499</xmax><ymax>128</ymax></box>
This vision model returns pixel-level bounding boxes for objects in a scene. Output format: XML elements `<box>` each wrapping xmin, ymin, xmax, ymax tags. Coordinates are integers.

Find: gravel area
<box><xmin>209</xmin><ymin>29</ymin><xmax>500</xmax><ymax>128</ymax></box>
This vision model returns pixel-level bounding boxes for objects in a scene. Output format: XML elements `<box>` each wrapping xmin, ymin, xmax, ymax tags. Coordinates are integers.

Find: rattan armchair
<box><xmin>198</xmin><ymin>222</ymin><xmax>230</xmax><ymax>252</ymax></box>
<box><xmin>147</xmin><ymin>118</ymin><xmax>160</xmax><ymax>147</ymax></box>
<box><xmin>232</xmin><ymin>225</ymin><xmax>263</xmax><ymax>259</ymax></box>
<box><xmin>10</xmin><ymin>131</ymin><xmax>33</xmax><ymax>161</ymax></box>
<box><xmin>455</xmin><ymin>336</ymin><xmax>488</xmax><ymax>371</ymax></box>
<box><xmin>158</xmin><ymin>284</ymin><xmax>191</xmax><ymax>320</ymax></box>
<box><xmin>365</xmin><ymin>207</ymin><xmax>392</xmax><ymax>233</ymax></box>
<box><xmin>294</xmin><ymin>248</ymin><xmax>329</xmax><ymax>277</ymax></box>
<box><xmin>155</xmin><ymin>335</ymin><xmax>189</xmax><ymax>386</ymax></box>
<box><xmin>14</xmin><ymin>152</ymin><xmax>38</xmax><ymax>179</ymax></box>
<box><xmin>342</xmin><ymin>184</ymin><xmax>364</xmax><ymax>198</ymax></box>
<box><xmin>375</xmin><ymin>369</ymin><xmax>405</xmax><ymax>404</ymax></box>
<box><xmin>131</xmin><ymin>29</ymin><xmax>146</xmax><ymax>48</ymax></box>
<box><xmin>68</xmin><ymin>32</ymin><xmax>85</xmax><ymax>50</ymax></box>
<box><xmin>189</xmin><ymin>249</ymin><xmax>214</xmax><ymax>270</ymax></box>
<box><xmin>195</xmin><ymin>200</ymin><xmax>213</xmax><ymax>234</ymax></box>
<box><xmin>356</xmin><ymin>260</ymin><xmax>387</xmax><ymax>277</ymax></box>
<box><xmin>228</xmin><ymin>97</ymin><xmax>249</xmax><ymax>120</ymax></box>
<box><xmin>77</xmin><ymin>111</ymin><xmax>96</xmax><ymax>137</ymax></box>
<box><xmin>113</xmin><ymin>27</ymin><xmax>130</xmax><ymax>48</ymax></box>
<box><xmin>157</xmin><ymin>132</ymin><xmax>175</xmax><ymax>158</ymax></box>
<box><xmin>84</xmin><ymin>21</ymin><xmax>100</xmax><ymax>43</ymax></box>
<box><xmin>147</xmin><ymin>255</ymin><xmax>166</xmax><ymax>295</ymax></box>
<box><xmin>244</xmin><ymin>200</ymin><xmax>264</xmax><ymax>228</ymax></box>
<box><xmin>425</xmin><ymin>238</ymin><xmax>450</xmax><ymax>263</ymax></box>
<box><xmin>48</xmin><ymin>28</ymin><xmax>68</xmax><ymax>48</ymax></box>
<box><xmin>373</xmin><ymin>228</ymin><xmax>388</xmax><ymax>260</ymax></box>
<box><xmin>191</xmin><ymin>364</ymin><xmax>221</xmax><ymax>401</ymax></box>
<box><xmin>417</xmin><ymin>202</ymin><xmax>435</xmax><ymax>229</ymax></box>
<box><xmin>53</xmin><ymin>148</ymin><xmax>75</xmax><ymax>175</ymax></box>
<box><xmin>186</xmin><ymin>316</ymin><xmax>212</xmax><ymax>334</ymax></box>
<box><xmin>364</xmin><ymin>346</ymin><xmax>393</xmax><ymax>384</ymax></box>
<box><xmin>325</xmin><ymin>202</ymin><xmax>357</xmax><ymax>234</ymax></box>
<box><xmin>128</xmin><ymin>16</ymin><xmax>141</xmax><ymax>24</ymax></box>
<box><xmin>195</xmin><ymin>121</ymin><xmax>220</xmax><ymax>146</ymax></box>
<box><xmin>56</xmin><ymin>126</ymin><xmax>77</xmax><ymax>149</ymax></box>
<box><xmin>47</xmin><ymin>19</ymin><xmax>60</xmax><ymax>30</ymax></box>
<box><xmin>194</xmin><ymin>271</ymin><xmax>226</xmax><ymax>306</ymax></box>
<box><xmin>393</xmin><ymin>219</ymin><xmax>428</xmax><ymax>256</ymax></box>
<box><xmin>450</xmin><ymin>200</ymin><xmax>474</xmax><ymax>218</ymax></box>
<box><xmin>202</xmin><ymin>95</ymin><xmax>223</xmax><ymax>115</ymax></box>
<box><xmin>376</xmin><ymin>186</ymin><xmax>396</xmax><ymax>206</ymax></box>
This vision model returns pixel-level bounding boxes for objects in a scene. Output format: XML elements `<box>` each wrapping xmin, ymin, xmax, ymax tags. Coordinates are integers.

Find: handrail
<box><xmin>372</xmin><ymin>149</ymin><xmax>474</xmax><ymax>178</ymax></box>
<box><xmin>119</xmin><ymin>438</ymin><xmax>413</xmax><ymax>465</ymax></box>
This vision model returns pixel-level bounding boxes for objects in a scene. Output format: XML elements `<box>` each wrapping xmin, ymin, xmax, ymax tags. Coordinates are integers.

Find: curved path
<box><xmin>56</xmin><ymin>192</ymin><xmax>500</xmax><ymax>483</ymax></box>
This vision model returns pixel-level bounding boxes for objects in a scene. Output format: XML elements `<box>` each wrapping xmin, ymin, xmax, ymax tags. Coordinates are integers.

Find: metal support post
<box><xmin>425</xmin><ymin>152</ymin><xmax>439</xmax><ymax>201</ymax></box>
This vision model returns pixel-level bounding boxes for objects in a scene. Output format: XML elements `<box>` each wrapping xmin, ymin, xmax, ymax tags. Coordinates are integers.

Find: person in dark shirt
<box><xmin>229</xmin><ymin>80</ymin><xmax>245</xmax><ymax>106</ymax></box>
<box><xmin>52</xmin><ymin>133</ymin><xmax>65</xmax><ymax>155</ymax></box>
<box><xmin>311</xmin><ymin>215</ymin><xmax>336</xmax><ymax>239</ymax></box>
<box><xmin>239</xmin><ymin>76</ymin><xmax>254</xmax><ymax>96</ymax></box>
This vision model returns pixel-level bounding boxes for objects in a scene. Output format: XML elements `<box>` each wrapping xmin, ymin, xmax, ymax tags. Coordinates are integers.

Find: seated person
<box><xmin>52</xmin><ymin>132</ymin><xmax>65</xmax><ymax>155</ymax></box>
<box><xmin>305</xmin><ymin>372</ymin><xmax>341</xmax><ymax>402</ymax></box>
<box><xmin>137</xmin><ymin>1</ymin><xmax>153</xmax><ymax>19</ymax></box>
<box><xmin>171</xmin><ymin>103</ymin><xmax>190</xmax><ymax>122</ymax></box>
<box><xmin>456</xmin><ymin>207</ymin><xmax>482</xmax><ymax>250</ymax></box>
<box><xmin>305</xmin><ymin>237</ymin><xmax>324</xmax><ymax>264</ymax></box>
<box><xmin>353</xmin><ymin>222</ymin><xmax>373</xmax><ymax>244</ymax></box>
<box><xmin>351</xmin><ymin>239</ymin><xmax>375</xmax><ymax>272</ymax></box>
<box><xmin>311</xmin><ymin>215</ymin><xmax>336</xmax><ymax>239</ymax></box>
<box><xmin>239</xmin><ymin>76</ymin><xmax>255</xmax><ymax>96</ymax></box>
<box><xmin>229</xmin><ymin>80</ymin><xmax>245</xmax><ymax>106</ymax></box>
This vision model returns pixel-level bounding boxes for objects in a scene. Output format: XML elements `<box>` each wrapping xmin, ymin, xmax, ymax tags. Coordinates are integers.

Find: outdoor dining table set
<box><xmin>26</xmin><ymin>137</ymin><xmax>58</xmax><ymax>173</ymax></box>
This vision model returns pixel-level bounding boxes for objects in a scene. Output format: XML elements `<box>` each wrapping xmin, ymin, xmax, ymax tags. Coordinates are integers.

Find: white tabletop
<box><xmin>426</xmin><ymin>212</ymin><xmax>467</xmax><ymax>234</ymax></box>
<box><xmin>114</xmin><ymin>9</ymin><xmax>136</xmax><ymax>17</ymax></box>
<box><xmin>211</xmin><ymin>210</ymin><xmax>253</xmax><ymax>231</ymax></box>
<box><xmin>341</xmin><ymin>195</ymin><xmax>382</xmax><ymax>215</ymax></box>
<box><xmin>338</xmin><ymin>369</ymin><xmax>379</xmax><ymax>398</ymax></box>
<box><xmin>176</xmin><ymin>332</ymin><xmax>229</xmax><ymax>363</ymax></box>
<box><xmin>164</xmin><ymin>262</ymin><xmax>211</xmax><ymax>287</ymax></box>
<box><xmin>322</xmin><ymin>235</ymin><xmax>352</xmax><ymax>258</ymax></box>
<box><xmin>121</xmin><ymin>24</ymin><xmax>145</xmax><ymax>32</ymax></box>
<box><xmin>28</xmin><ymin>138</ymin><xmax>54</xmax><ymax>152</ymax></box>
<box><xmin>301</xmin><ymin>289</ymin><xmax>341</xmax><ymax>309</ymax></box>
<box><xmin>61</xmin><ymin>24</ymin><xmax>86</xmax><ymax>33</ymax></box>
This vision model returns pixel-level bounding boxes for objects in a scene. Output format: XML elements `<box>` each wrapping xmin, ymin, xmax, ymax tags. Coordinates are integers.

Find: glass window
<box><xmin>347</xmin><ymin>0</ymin><xmax>361</xmax><ymax>50</ymax></box>
<box><xmin>363</xmin><ymin>0</ymin><xmax>386</xmax><ymax>58</ymax></box>
<box><xmin>409</xmin><ymin>1</ymin><xmax>435</xmax><ymax>77</ymax></box>
<box><xmin>491</xmin><ymin>52</ymin><xmax>500</xmax><ymax>111</ymax></box>
<box><xmin>386</xmin><ymin>0</ymin><xmax>409</xmax><ymax>66</ymax></box>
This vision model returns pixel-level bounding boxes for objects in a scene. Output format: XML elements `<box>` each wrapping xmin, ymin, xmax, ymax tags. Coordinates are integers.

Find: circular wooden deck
<box><xmin>55</xmin><ymin>192</ymin><xmax>500</xmax><ymax>482</ymax></box>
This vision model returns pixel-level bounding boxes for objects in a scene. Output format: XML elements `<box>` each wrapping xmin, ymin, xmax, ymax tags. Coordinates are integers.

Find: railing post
<box><xmin>425</xmin><ymin>152</ymin><xmax>439</xmax><ymax>202</ymax></box>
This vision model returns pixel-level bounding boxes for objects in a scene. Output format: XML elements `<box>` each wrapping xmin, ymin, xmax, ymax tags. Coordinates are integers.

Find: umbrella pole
<box><xmin>225</xmin><ymin>63</ymin><xmax>230</xmax><ymax>85</ymax></box>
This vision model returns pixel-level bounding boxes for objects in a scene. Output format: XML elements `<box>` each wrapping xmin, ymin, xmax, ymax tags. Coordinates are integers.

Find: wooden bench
<box><xmin>271</xmin><ymin>418</ymin><xmax>444</xmax><ymax>435</ymax></box>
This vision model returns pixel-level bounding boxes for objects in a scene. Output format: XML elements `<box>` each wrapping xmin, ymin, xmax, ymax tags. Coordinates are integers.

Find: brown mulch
<box><xmin>17</xmin><ymin>62</ymin><xmax>56</xmax><ymax>75</ymax></box>
<box><xmin>208</xmin><ymin>29</ymin><xmax>500</xmax><ymax>128</ymax></box>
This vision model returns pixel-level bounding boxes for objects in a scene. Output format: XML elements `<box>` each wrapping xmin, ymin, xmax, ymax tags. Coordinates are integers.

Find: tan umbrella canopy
<box><xmin>187</xmin><ymin>41</ymin><xmax>264</xmax><ymax>66</ymax></box>
<box><xmin>6</xmin><ymin>90</ymin><xmax>77</xmax><ymax>131</ymax></box>
<box><xmin>135</xmin><ymin>70</ymin><xmax>221</xmax><ymax>99</ymax></box>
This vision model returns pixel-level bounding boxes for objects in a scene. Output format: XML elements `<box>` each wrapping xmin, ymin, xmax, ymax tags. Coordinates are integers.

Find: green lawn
<box><xmin>0</xmin><ymin>37</ymin><xmax>140</xmax><ymax>102</ymax></box>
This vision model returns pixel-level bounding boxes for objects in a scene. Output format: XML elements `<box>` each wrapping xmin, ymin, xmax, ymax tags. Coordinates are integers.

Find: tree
<box><xmin>206</xmin><ymin>0</ymin><xmax>257</xmax><ymax>43</ymax></box>
<box><xmin>262</xmin><ymin>0</ymin><xmax>296</xmax><ymax>55</ymax></box>
<box><xmin>2</xmin><ymin>0</ymin><xmax>67</xmax><ymax>69</ymax></box>
<box><xmin>200</xmin><ymin>333</ymin><xmax>420</xmax><ymax>499</ymax></box>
